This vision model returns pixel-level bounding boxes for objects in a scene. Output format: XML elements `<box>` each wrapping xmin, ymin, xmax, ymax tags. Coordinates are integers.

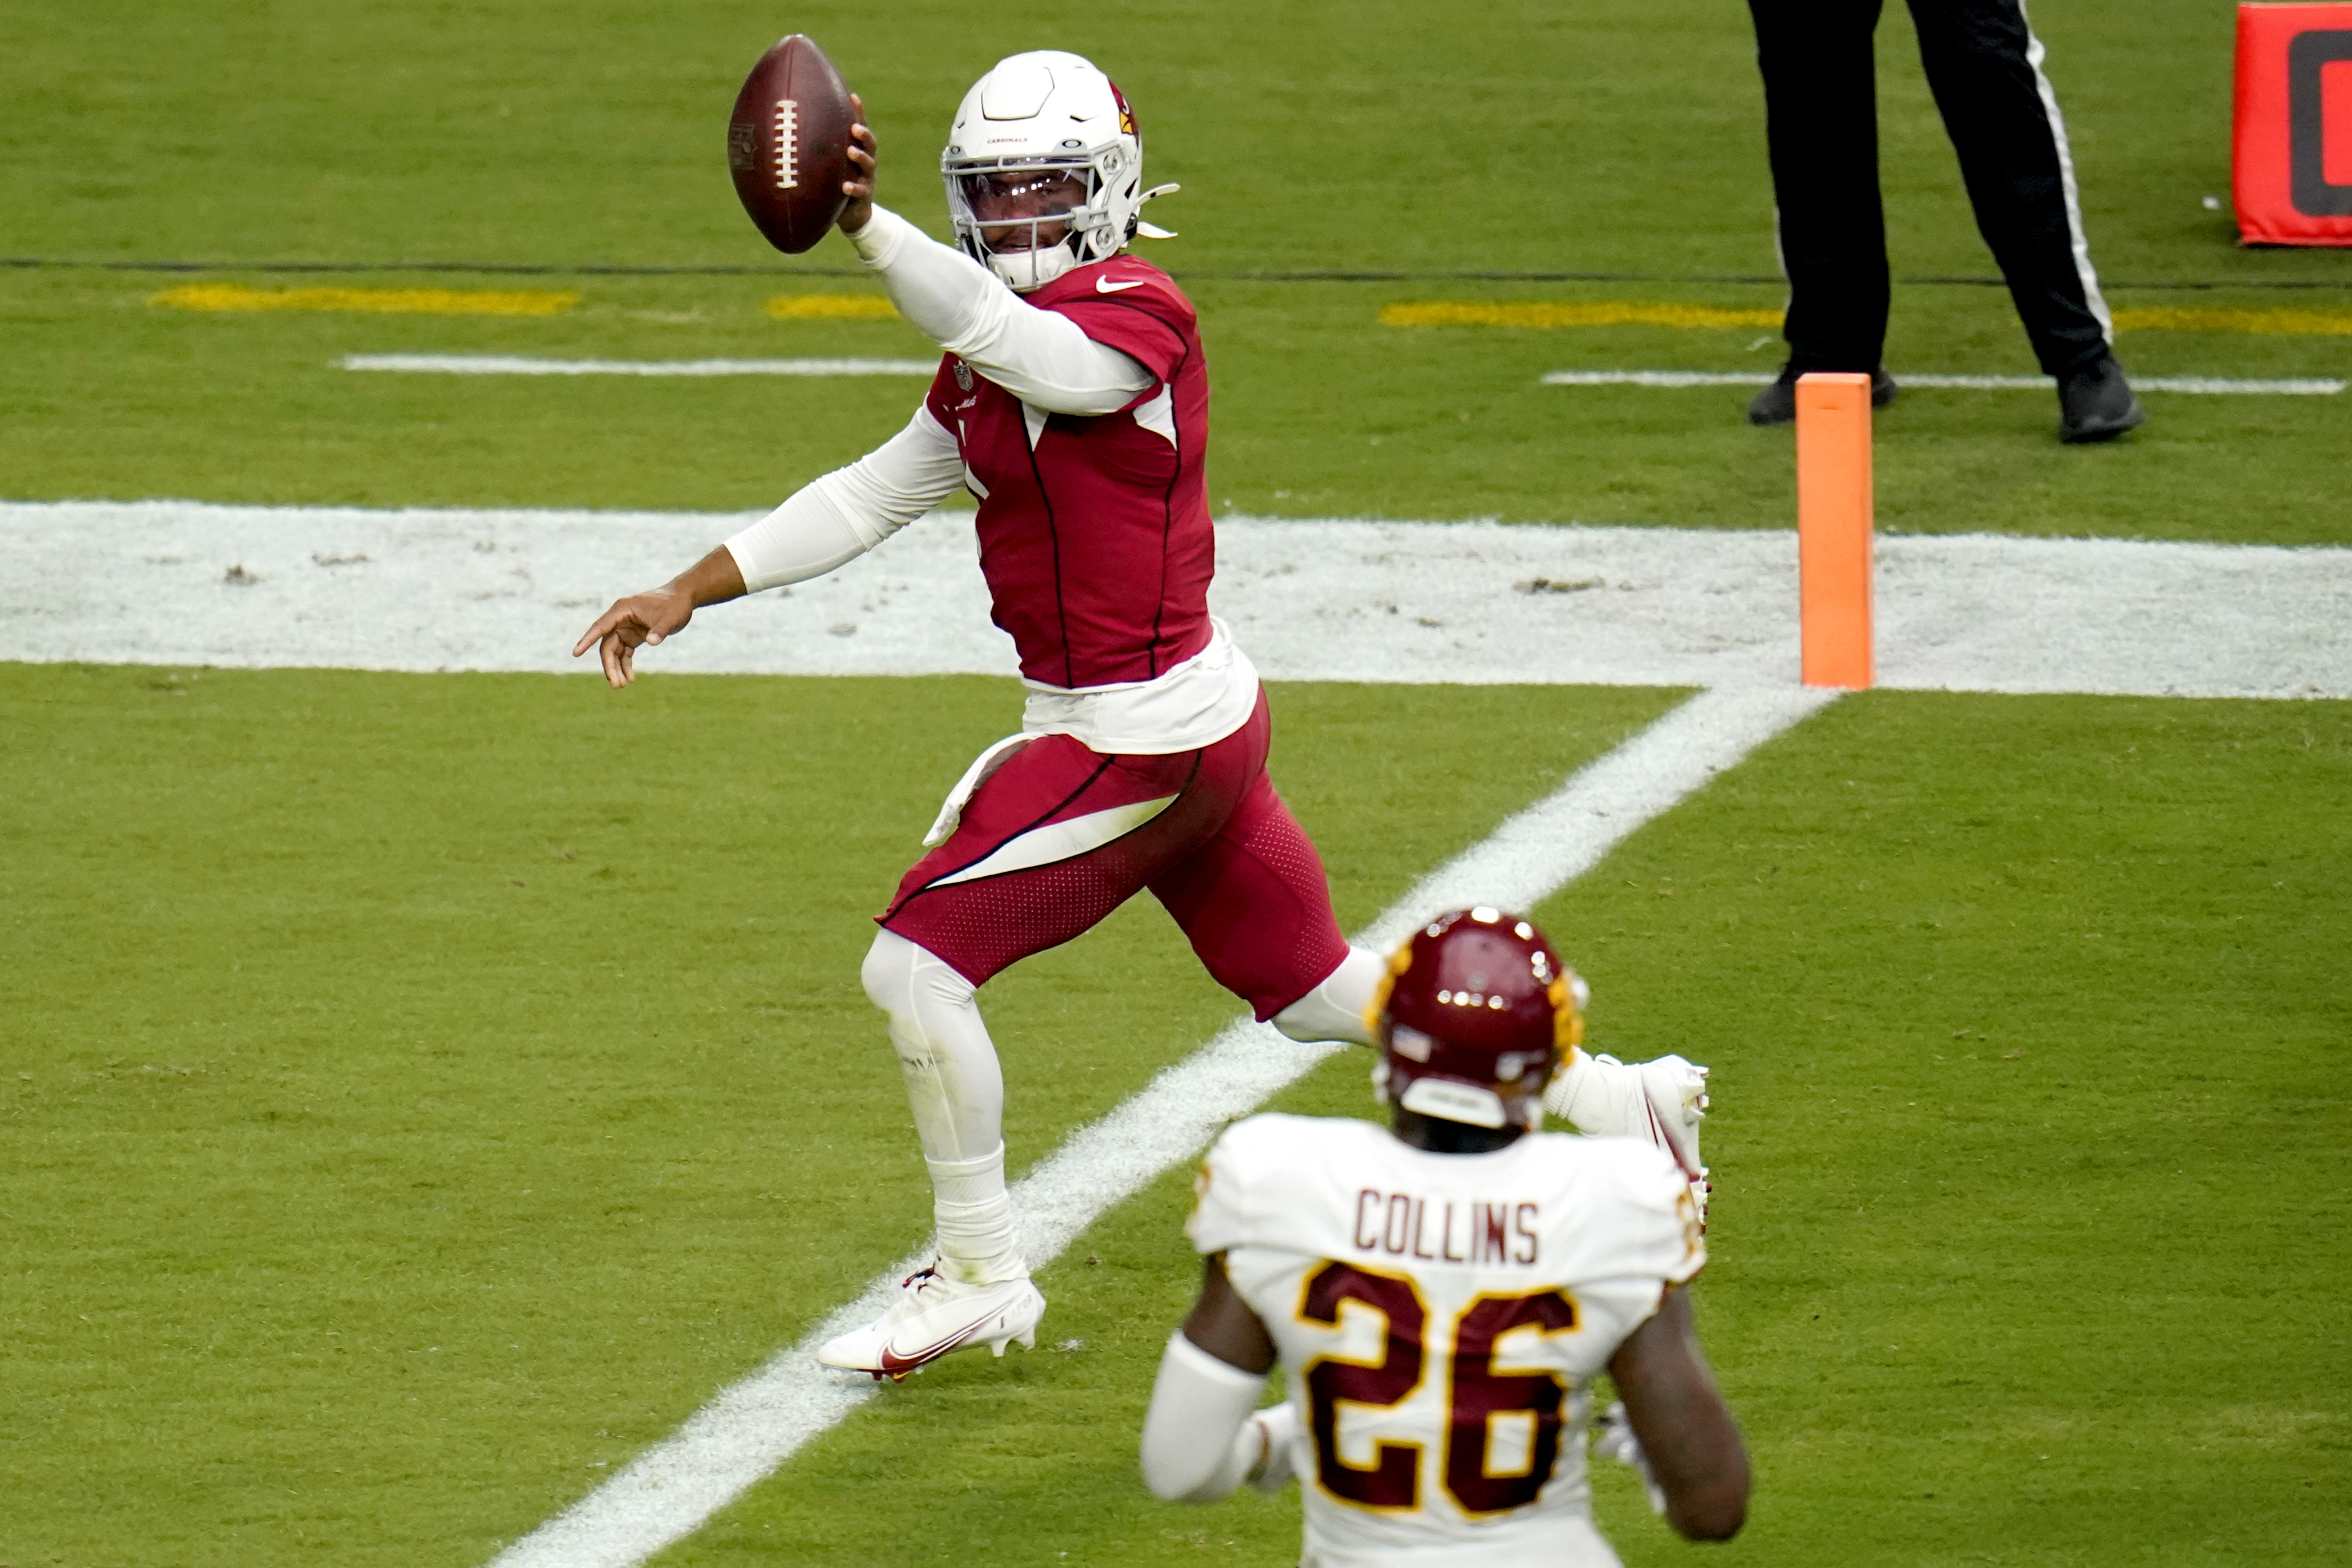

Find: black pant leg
<box><xmin>1904</xmin><ymin>0</ymin><xmax>2113</xmax><ymax>376</ymax></box>
<box><xmin>1748</xmin><ymin>0</ymin><xmax>1890</xmax><ymax>372</ymax></box>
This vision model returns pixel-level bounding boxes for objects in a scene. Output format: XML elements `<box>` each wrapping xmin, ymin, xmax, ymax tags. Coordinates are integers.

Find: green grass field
<box><xmin>8</xmin><ymin>674</ymin><xmax>2346</xmax><ymax>1566</ymax></box>
<box><xmin>4</xmin><ymin>0</ymin><xmax>2349</xmax><ymax>537</ymax></box>
<box><xmin>4</xmin><ymin>1</ymin><xmax>2350</xmax><ymax>1565</ymax></box>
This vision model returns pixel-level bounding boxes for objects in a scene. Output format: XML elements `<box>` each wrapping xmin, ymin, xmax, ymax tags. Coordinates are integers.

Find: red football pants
<box><xmin>880</xmin><ymin>691</ymin><xmax>1350</xmax><ymax>1020</ymax></box>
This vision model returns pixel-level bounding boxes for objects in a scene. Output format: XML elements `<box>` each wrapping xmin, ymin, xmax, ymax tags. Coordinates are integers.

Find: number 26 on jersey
<box><xmin>1300</xmin><ymin>1260</ymin><xmax>1582</xmax><ymax>1515</ymax></box>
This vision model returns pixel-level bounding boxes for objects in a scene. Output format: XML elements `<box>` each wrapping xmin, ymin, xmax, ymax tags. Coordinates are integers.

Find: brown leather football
<box><xmin>727</xmin><ymin>35</ymin><xmax>856</xmax><ymax>254</ymax></box>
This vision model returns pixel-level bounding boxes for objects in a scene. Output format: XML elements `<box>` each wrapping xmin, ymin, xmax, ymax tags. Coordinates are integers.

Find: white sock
<box><xmin>1271</xmin><ymin>945</ymin><xmax>1386</xmax><ymax>1045</ymax></box>
<box><xmin>926</xmin><ymin>1144</ymin><xmax>1024</xmax><ymax>1285</ymax></box>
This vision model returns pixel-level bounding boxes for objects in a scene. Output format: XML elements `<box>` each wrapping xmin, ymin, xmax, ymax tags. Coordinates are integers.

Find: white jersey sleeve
<box><xmin>846</xmin><ymin>207</ymin><xmax>1152</xmax><ymax>415</ymax></box>
<box><xmin>722</xmin><ymin>405</ymin><xmax>965</xmax><ymax>593</ymax></box>
<box><xmin>1186</xmin><ymin>1114</ymin><xmax>1705</xmax><ymax>1568</ymax></box>
<box><xmin>1186</xmin><ymin>1115</ymin><xmax>1270</xmax><ymax>1260</ymax></box>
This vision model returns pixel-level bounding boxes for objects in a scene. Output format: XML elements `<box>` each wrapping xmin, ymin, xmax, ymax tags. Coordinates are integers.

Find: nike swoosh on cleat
<box><xmin>1095</xmin><ymin>276</ymin><xmax>1150</xmax><ymax>293</ymax></box>
<box><xmin>875</xmin><ymin>1315</ymin><xmax>997</xmax><ymax>1378</ymax></box>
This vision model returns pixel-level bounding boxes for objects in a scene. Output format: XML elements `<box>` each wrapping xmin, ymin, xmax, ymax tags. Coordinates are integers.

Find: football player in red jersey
<box><xmin>574</xmin><ymin>52</ymin><xmax>1714</xmax><ymax>1379</ymax></box>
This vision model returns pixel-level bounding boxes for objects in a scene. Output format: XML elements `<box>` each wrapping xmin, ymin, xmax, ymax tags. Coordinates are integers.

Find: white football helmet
<box><xmin>940</xmin><ymin>50</ymin><xmax>1177</xmax><ymax>292</ymax></box>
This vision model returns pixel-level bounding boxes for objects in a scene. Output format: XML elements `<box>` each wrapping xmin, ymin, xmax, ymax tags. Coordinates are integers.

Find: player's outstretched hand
<box><xmin>840</xmin><ymin>95</ymin><xmax>876</xmax><ymax>234</ymax></box>
<box><xmin>572</xmin><ymin>548</ymin><xmax>745</xmax><ymax>688</ymax></box>
<box><xmin>572</xmin><ymin>588</ymin><xmax>693</xmax><ymax>688</ymax></box>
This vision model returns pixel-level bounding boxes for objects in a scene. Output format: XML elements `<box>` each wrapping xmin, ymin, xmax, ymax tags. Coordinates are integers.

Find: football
<box><xmin>727</xmin><ymin>34</ymin><xmax>857</xmax><ymax>254</ymax></box>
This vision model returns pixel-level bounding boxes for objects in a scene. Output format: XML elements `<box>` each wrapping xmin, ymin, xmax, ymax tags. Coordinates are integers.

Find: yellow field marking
<box><xmin>1381</xmin><ymin>301</ymin><xmax>1782</xmax><ymax>330</ymax></box>
<box><xmin>150</xmin><ymin>284</ymin><xmax>580</xmax><ymax>316</ymax></box>
<box><xmin>764</xmin><ymin>293</ymin><xmax>900</xmax><ymax>320</ymax></box>
<box><xmin>2112</xmin><ymin>305</ymin><xmax>2352</xmax><ymax>336</ymax></box>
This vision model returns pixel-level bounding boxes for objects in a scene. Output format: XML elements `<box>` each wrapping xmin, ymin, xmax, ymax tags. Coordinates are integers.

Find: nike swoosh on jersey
<box><xmin>1095</xmin><ymin>276</ymin><xmax>1151</xmax><ymax>293</ymax></box>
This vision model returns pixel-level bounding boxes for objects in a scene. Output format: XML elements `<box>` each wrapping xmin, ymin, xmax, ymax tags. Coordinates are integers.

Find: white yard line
<box><xmin>341</xmin><ymin>354</ymin><xmax>938</xmax><ymax>377</ymax></box>
<box><xmin>1541</xmin><ymin>371</ymin><xmax>1782</xmax><ymax>388</ymax></box>
<box><xmin>483</xmin><ymin>682</ymin><xmax>1836</xmax><ymax>1568</ymax></box>
<box><xmin>11</xmin><ymin>501</ymin><xmax>2350</xmax><ymax>699</ymax></box>
<box><xmin>1538</xmin><ymin>369</ymin><xmax>2346</xmax><ymax>395</ymax></box>
<box><xmin>336</xmin><ymin>359</ymin><xmax>2346</xmax><ymax>395</ymax></box>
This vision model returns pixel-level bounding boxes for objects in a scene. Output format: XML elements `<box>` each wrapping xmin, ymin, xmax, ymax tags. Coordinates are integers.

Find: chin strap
<box><xmin>987</xmin><ymin>240</ymin><xmax>1081</xmax><ymax>293</ymax></box>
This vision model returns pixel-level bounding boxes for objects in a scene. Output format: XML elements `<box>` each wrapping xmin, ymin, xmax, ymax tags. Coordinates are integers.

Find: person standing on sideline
<box><xmin>1742</xmin><ymin>0</ymin><xmax>2145</xmax><ymax>443</ymax></box>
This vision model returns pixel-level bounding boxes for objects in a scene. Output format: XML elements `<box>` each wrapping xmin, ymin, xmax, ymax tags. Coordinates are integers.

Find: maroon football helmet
<box><xmin>1368</xmin><ymin>907</ymin><xmax>1587</xmax><ymax>1130</ymax></box>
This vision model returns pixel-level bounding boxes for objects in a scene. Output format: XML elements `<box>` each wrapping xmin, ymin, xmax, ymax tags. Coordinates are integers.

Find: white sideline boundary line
<box><xmin>342</xmin><ymin>359</ymin><xmax>2347</xmax><ymax>394</ymax></box>
<box><xmin>1538</xmin><ymin>369</ymin><xmax>2346</xmax><ymax>395</ymax></box>
<box><xmin>18</xmin><ymin>501</ymin><xmax>2351</xmax><ymax>699</ymax></box>
<box><xmin>483</xmin><ymin>682</ymin><xmax>1838</xmax><ymax>1568</ymax></box>
<box><xmin>341</xmin><ymin>354</ymin><xmax>938</xmax><ymax>377</ymax></box>
<box><xmin>334</xmin><ymin>358</ymin><xmax>2347</xmax><ymax>393</ymax></box>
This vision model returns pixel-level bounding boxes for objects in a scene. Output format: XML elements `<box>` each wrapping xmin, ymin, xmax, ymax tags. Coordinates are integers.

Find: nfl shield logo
<box><xmin>953</xmin><ymin>360</ymin><xmax>974</xmax><ymax>392</ymax></box>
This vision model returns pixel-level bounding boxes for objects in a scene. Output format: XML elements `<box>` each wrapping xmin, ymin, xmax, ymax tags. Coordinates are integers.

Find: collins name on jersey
<box><xmin>1188</xmin><ymin>1113</ymin><xmax>1704</xmax><ymax>1567</ymax></box>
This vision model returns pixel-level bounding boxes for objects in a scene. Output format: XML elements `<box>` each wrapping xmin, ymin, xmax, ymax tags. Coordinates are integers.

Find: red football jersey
<box><xmin>923</xmin><ymin>254</ymin><xmax>1213</xmax><ymax>689</ymax></box>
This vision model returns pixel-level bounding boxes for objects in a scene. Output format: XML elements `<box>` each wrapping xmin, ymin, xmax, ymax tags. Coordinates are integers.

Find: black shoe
<box><xmin>2057</xmin><ymin>355</ymin><xmax>2145</xmax><ymax>443</ymax></box>
<box><xmin>1746</xmin><ymin>364</ymin><xmax>1898</xmax><ymax>426</ymax></box>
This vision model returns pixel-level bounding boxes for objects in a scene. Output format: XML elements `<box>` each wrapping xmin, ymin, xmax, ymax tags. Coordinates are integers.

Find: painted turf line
<box><xmin>484</xmin><ymin>682</ymin><xmax>1837</xmax><ymax>1568</ymax></box>
<box><xmin>20</xmin><ymin>501</ymin><xmax>2351</xmax><ymax>698</ymax></box>
<box><xmin>340</xmin><ymin>357</ymin><xmax>2346</xmax><ymax>393</ymax></box>
<box><xmin>342</xmin><ymin>353</ymin><xmax>937</xmax><ymax>377</ymax></box>
<box><xmin>1538</xmin><ymin>369</ymin><xmax>2346</xmax><ymax>395</ymax></box>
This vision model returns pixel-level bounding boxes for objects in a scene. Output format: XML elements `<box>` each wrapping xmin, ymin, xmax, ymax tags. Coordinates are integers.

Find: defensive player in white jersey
<box><xmin>574</xmin><ymin>50</ymin><xmax>1715</xmax><ymax>1382</ymax></box>
<box><xmin>1141</xmin><ymin>908</ymin><xmax>1749</xmax><ymax>1565</ymax></box>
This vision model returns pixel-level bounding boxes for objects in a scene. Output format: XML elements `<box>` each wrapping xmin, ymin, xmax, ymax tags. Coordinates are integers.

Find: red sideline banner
<box><xmin>2235</xmin><ymin>2</ymin><xmax>2352</xmax><ymax>244</ymax></box>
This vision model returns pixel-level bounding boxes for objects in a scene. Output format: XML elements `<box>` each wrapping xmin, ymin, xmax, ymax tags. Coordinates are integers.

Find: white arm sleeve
<box><xmin>1139</xmin><ymin>1332</ymin><xmax>1269</xmax><ymax>1503</ymax></box>
<box><xmin>848</xmin><ymin>207</ymin><xmax>1153</xmax><ymax>416</ymax></box>
<box><xmin>722</xmin><ymin>405</ymin><xmax>965</xmax><ymax>593</ymax></box>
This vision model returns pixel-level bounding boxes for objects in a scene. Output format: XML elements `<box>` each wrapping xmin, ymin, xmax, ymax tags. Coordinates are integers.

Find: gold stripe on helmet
<box><xmin>1549</xmin><ymin>973</ymin><xmax>1587</xmax><ymax>1054</ymax></box>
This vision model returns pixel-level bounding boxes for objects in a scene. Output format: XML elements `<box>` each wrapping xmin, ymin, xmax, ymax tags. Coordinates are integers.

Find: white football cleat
<box><xmin>816</xmin><ymin>1265</ymin><xmax>1045</xmax><ymax>1382</ymax></box>
<box><xmin>1633</xmin><ymin>1054</ymin><xmax>1709</xmax><ymax>1182</ymax></box>
<box><xmin>1545</xmin><ymin>1052</ymin><xmax>1712</xmax><ymax>1217</ymax></box>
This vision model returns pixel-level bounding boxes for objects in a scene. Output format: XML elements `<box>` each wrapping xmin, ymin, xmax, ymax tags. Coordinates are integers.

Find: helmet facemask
<box><xmin>944</xmin><ymin>158</ymin><xmax>1118</xmax><ymax>292</ymax></box>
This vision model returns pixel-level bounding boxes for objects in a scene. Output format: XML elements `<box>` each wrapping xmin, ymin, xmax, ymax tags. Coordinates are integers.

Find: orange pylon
<box><xmin>1796</xmin><ymin>373</ymin><xmax>1874</xmax><ymax>689</ymax></box>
